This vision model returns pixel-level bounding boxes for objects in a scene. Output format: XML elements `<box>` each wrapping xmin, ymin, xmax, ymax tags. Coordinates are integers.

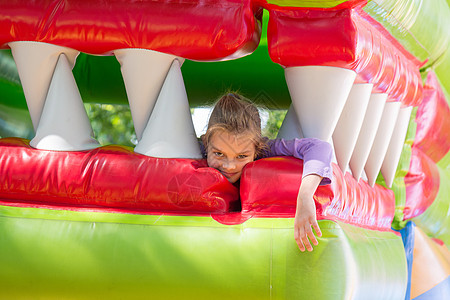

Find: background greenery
<box><xmin>85</xmin><ymin>104</ymin><xmax>287</xmax><ymax>147</ymax></box>
<box><xmin>85</xmin><ymin>104</ymin><xmax>137</xmax><ymax>147</ymax></box>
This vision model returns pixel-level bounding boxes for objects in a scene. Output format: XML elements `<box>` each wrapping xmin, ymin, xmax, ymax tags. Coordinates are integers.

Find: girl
<box><xmin>201</xmin><ymin>93</ymin><xmax>333</xmax><ymax>252</ymax></box>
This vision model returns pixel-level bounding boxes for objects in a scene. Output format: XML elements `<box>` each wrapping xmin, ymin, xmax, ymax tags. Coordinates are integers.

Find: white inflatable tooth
<box><xmin>364</xmin><ymin>101</ymin><xmax>402</xmax><ymax>187</ymax></box>
<box><xmin>9</xmin><ymin>41</ymin><xmax>79</xmax><ymax>130</ymax></box>
<box><xmin>134</xmin><ymin>59</ymin><xmax>202</xmax><ymax>159</ymax></box>
<box><xmin>380</xmin><ymin>106</ymin><xmax>413</xmax><ymax>188</ymax></box>
<box><xmin>328</xmin><ymin>138</ymin><xmax>339</xmax><ymax>166</ymax></box>
<box><xmin>349</xmin><ymin>93</ymin><xmax>387</xmax><ymax>181</ymax></box>
<box><xmin>114</xmin><ymin>48</ymin><xmax>184</xmax><ymax>141</ymax></box>
<box><xmin>285</xmin><ymin>66</ymin><xmax>356</xmax><ymax>141</ymax></box>
<box><xmin>277</xmin><ymin>104</ymin><xmax>304</xmax><ymax>139</ymax></box>
<box><xmin>30</xmin><ymin>54</ymin><xmax>99</xmax><ymax>151</ymax></box>
<box><xmin>332</xmin><ymin>83</ymin><xmax>372</xmax><ymax>173</ymax></box>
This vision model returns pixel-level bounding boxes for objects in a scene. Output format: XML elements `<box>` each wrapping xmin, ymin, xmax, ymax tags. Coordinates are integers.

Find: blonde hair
<box><xmin>203</xmin><ymin>93</ymin><xmax>267</xmax><ymax>157</ymax></box>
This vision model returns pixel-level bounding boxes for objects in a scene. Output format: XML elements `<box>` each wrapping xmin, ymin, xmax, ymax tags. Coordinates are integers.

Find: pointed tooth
<box><xmin>114</xmin><ymin>48</ymin><xmax>184</xmax><ymax>141</ymax></box>
<box><xmin>30</xmin><ymin>54</ymin><xmax>99</xmax><ymax>151</ymax></box>
<box><xmin>277</xmin><ymin>104</ymin><xmax>304</xmax><ymax>139</ymax></box>
<box><xmin>328</xmin><ymin>138</ymin><xmax>339</xmax><ymax>166</ymax></box>
<box><xmin>134</xmin><ymin>59</ymin><xmax>201</xmax><ymax>159</ymax></box>
<box><xmin>380</xmin><ymin>106</ymin><xmax>413</xmax><ymax>188</ymax></box>
<box><xmin>349</xmin><ymin>93</ymin><xmax>387</xmax><ymax>181</ymax></box>
<box><xmin>332</xmin><ymin>83</ymin><xmax>373</xmax><ymax>173</ymax></box>
<box><xmin>364</xmin><ymin>101</ymin><xmax>402</xmax><ymax>186</ymax></box>
<box><xmin>8</xmin><ymin>41</ymin><xmax>79</xmax><ymax>130</ymax></box>
<box><xmin>285</xmin><ymin>66</ymin><xmax>356</xmax><ymax>141</ymax></box>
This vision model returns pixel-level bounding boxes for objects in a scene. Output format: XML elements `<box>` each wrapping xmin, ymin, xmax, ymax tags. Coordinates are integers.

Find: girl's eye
<box><xmin>214</xmin><ymin>152</ymin><xmax>224</xmax><ymax>157</ymax></box>
<box><xmin>237</xmin><ymin>154</ymin><xmax>248</xmax><ymax>159</ymax></box>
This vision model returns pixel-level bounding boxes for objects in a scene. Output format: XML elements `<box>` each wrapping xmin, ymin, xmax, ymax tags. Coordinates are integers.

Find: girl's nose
<box><xmin>222</xmin><ymin>159</ymin><xmax>236</xmax><ymax>170</ymax></box>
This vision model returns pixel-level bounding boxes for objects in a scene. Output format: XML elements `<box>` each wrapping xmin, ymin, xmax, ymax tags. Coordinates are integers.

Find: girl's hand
<box><xmin>294</xmin><ymin>174</ymin><xmax>322</xmax><ymax>252</ymax></box>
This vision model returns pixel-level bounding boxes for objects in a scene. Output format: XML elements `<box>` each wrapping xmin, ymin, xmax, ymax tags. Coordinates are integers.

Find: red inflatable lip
<box><xmin>241</xmin><ymin>157</ymin><xmax>396</xmax><ymax>231</ymax></box>
<box><xmin>0</xmin><ymin>138</ymin><xmax>240</xmax><ymax>215</ymax></box>
<box><xmin>0</xmin><ymin>137</ymin><xmax>396</xmax><ymax>231</ymax></box>
<box><xmin>267</xmin><ymin>6</ymin><xmax>423</xmax><ymax>106</ymax></box>
<box><xmin>404</xmin><ymin>147</ymin><xmax>440</xmax><ymax>220</ymax></box>
<box><xmin>0</xmin><ymin>0</ymin><xmax>423</xmax><ymax>106</ymax></box>
<box><xmin>0</xmin><ymin>0</ymin><xmax>263</xmax><ymax>60</ymax></box>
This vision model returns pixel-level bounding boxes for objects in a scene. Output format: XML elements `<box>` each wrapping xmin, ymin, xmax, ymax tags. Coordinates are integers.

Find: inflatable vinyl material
<box><xmin>29</xmin><ymin>53</ymin><xmax>100</xmax><ymax>151</ymax></box>
<box><xmin>0</xmin><ymin>205</ymin><xmax>408</xmax><ymax>300</ymax></box>
<box><xmin>404</xmin><ymin>71</ymin><xmax>450</xmax><ymax>223</ymax></box>
<box><xmin>0</xmin><ymin>1</ymin><xmax>449</xmax><ymax>298</ymax></box>
<box><xmin>114</xmin><ymin>48</ymin><xmax>179</xmax><ymax>141</ymax></box>
<box><xmin>410</xmin><ymin>226</ymin><xmax>450</xmax><ymax>299</ymax></box>
<box><xmin>363</xmin><ymin>0</ymin><xmax>450</xmax><ymax>69</ymax></box>
<box><xmin>1</xmin><ymin>138</ymin><xmax>396</xmax><ymax>232</ymax></box>
<box><xmin>414</xmin><ymin>71</ymin><xmax>450</xmax><ymax>163</ymax></box>
<box><xmin>404</xmin><ymin>148</ymin><xmax>440</xmax><ymax>220</ymax></box>
<box><xmin>240</xmin><ymin>156</ymin><xmax>395</xmax><ymax>231</ymax></box>
<box><xmin>284</xmin><ymin>65</ymin><xmax>356</xmax><ymax>141</ymax></box>
<box><xmin>267</xmin><ymin>6</ymin><xmax>422</xmax><ymax>106</ymax></box>
<box><xmin>0</xmin><ymin>1</ymin><xmax>422</xmax><ymax>107</ymax></box>
<box><xmin>0</xmin><ymin>0</ymin><xmax>262</xmax><ymax>61</ymax></box>
<box><xmin>0</xmin><ymin>138</ymin><xmax>239</xmax><ymax>214</ymax></box>
<box><xmin>8</xmin><ymin>41</ymin><xmax>80</xmax><ymax>130</ymax></box>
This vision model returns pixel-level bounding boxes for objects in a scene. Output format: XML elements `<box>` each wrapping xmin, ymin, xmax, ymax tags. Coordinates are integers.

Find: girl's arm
<box><xmin>266</xmin><ymin>138</ymin><xmax>333</xmax><ymax>251</ymax></box>
<box><xmin>295</xmin><ymin>174</ymin><xmax>323</xmax><ymax>252</ymax></box>
<box><xmin>265</xmin><ymin>138</ymin><xmax>333</xmax><ymax>185</ymax></box>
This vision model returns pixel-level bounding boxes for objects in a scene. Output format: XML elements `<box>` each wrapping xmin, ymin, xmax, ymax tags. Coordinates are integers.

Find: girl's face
<box><xmin>206</xmin><ymin>130</ymin><xmax>256</xmax><ymax>183</ymax></box>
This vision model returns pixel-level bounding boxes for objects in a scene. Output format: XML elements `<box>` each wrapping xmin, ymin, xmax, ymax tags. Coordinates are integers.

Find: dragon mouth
<box><xmin>0</xmin><ymin>1</ymin><xmax>447</xmax><ymax>225</ymax></box>
<box><xmin>0</xmin><ymin>2</ymin><xmax>449</xmax><ymax>298</ymax></box>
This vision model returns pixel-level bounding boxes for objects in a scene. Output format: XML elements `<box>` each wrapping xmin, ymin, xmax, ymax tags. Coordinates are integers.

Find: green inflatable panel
<box><xmin>0</xmin><ymin>204</ymin><xmax>407</xmax><ymax>299</ymax></box>
<box><xmin>413</xmin><ymin>151</ymin><xmax>450</xmax><ymax>249</ymax></box>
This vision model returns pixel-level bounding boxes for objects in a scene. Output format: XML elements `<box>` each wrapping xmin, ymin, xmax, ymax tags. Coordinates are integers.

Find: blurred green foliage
<box><xmin>85</xmin><ymin>104</ymin><xmax>286</xmax><ymax>146</ymax></box>
<box><xmin>85</xmin><ymin>104</ymin><xmax>137</xmax><ymax>147</ymax></box>
<box><xmin>263</xmin><ymin>109</ymin><xmax>287</xmax><ymax>140</ymax></box>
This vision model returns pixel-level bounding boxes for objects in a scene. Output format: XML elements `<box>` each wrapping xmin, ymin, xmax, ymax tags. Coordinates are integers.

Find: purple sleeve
<box><xmin>265</xmin><ymin>138</ymin><xmax>333</xmax><ymax>185</ymax></box>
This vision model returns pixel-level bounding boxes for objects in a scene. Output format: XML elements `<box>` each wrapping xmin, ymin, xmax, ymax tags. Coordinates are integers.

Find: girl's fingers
<box><xmin>296</xmin><ymin>227</ymin><xmax>306</xmax><ymax>252</ymax></box>
<box><xmin>313</xmin><ymin>222</ymin><xmax>322</xmax><ymax>237</ymax></box>
<box><xmin>295</xmin><ymin>220</ymin><xmax>322</xmax><ymax>252</ymax></box>
<box><xmin>306</xmin><ymin>227</ymin><xmax>318</xmax><ymax>247</ymax></box>
<box><xmin>301</xmin><ymin>230</ymin><xmax>313</xmax><ymax>252</ymax></box>
<box><xmin>296</xmin><ymin>239</ymin><xmax>305</xmax><ymax>252</ymax></box>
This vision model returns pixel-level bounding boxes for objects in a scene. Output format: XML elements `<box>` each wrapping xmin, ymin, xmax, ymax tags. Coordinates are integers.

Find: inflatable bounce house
<box><xmin>0</xmin><ymin>0</ymin><xmax>449</xmax><ymax>299</ymax></box>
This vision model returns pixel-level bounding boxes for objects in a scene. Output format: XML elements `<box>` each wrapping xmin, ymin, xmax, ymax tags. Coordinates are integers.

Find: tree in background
<box><xmin>262</xmin><ymin>109</ymin><xmax>287</xmax><ymax>140</ymax></box>
<box><xmin>85</xmin><ymin>104</ymin><xmax>287</xmax><ymax>146</ymax></box>
<box><xmin>85</xmin><ymin>104</ymin><xmax>137</xmax><ymax>147</ymax></box>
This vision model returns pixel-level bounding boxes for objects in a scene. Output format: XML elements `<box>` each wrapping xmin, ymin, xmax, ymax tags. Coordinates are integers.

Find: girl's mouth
<box><xmin>221</xmin><ymin>171</ymin><xmax>238</xmax><ymax>178</ymax></box>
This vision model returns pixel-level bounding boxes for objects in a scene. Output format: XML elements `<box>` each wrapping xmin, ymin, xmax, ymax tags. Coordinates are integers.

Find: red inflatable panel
<box><xmin>240</xmin><ymin>157</ymin><xmax>331</xmax><ymax>215</ymax></box>
<box><xmin>0</xmin><ymin>138</ymin><xmax>239</xmax><ymax>214</ymax></box>
<box><xmin>240</xmin><ymin>156</ymin><xmax>395</xmax><ymax>231</ymax></box>
<box><xmin>404</xmin><ymin>147</ymin><xmax>441</xmax><ymax>220</ymax></box>
<box><xmin>0</xmin><ymin>0</ymin><xmax>261</xmax><ymax>60</ymax></box>
<box><xmin>414</xmin><ymin>71</ymin><xmax>450</xmax><ymax>163</ymax></box>
<box><xmin>267</xmin><ymin>6</ymin><xmax>422</xmax><ymax>106</ymax></box>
